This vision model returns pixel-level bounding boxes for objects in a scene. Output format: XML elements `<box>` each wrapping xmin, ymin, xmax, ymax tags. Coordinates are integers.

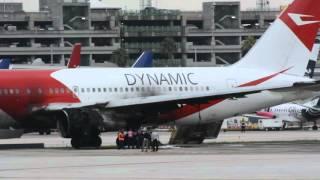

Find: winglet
<box><xmin>67</xmin><ymin>43</ymin><xmax>81</xmax><ymax>69</ymax></box>
<box><xmin>132</xmin><ymin>51</ymin><xmax>153</xmax><ymax>68</ymax></box>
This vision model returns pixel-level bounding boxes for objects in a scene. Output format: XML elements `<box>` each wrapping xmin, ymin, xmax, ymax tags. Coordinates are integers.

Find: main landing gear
<box><xmin>61</xmin><ymin>109</ymin><xmax>104</xmax><ymax>149</ymax></box>
<box><xmin>71</xmin><ymin>134</ymin><xmax>102</xmax><ymax>149</ymax></box>
<box><xmin>312</xmin><ymin>121</ymin><xmax>318</xmax><ymax>131</ymax></box>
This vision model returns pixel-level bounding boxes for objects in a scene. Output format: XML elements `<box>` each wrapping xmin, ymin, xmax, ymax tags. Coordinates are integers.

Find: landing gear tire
<box><xmin>71</xmin><ymin>136</ymin><xmax>102</xmax><ymax>149</ymax></box>
<box><xmin>184</xmin><ymin>138</ymin><xmax>204</xmax><ymax>144</ymax></box>
<box><xmin>312</xmin><ymin>125</ymin><xmax>318</xmax><ymax>131</ymax></box>
<box><xmin>91</xmin><ymin>136</ymin><xmax>102</xmax><ymax>148</ymax></box>
<box><xmin>71</xmin><ymin>137</ymin><xmax>81</xmax><ymax>149</ymax></box>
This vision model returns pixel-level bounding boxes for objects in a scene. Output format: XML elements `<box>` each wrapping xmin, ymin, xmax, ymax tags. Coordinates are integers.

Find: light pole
<box><xmin>3</xmin><ymin>0</ymin><xmax>5</xmax><ymax>13</ymax></box>
<box><xmin>194</xmin><ymin>46</ymin><xmax>197</xmax><ymax>62</ymax></box>
<box><xmin>50</xmin><ymin>44</ymin><xmax>53</xmax><ymax>65</ymax></box>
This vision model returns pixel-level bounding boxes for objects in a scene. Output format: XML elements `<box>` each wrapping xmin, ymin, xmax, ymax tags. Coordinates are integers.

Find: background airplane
<box><xmin>246</xmin><ymin>97</ymin><xmax>320</xmax><ymax>130</ymax></box>
<box><xmin>0</xmin><ymin>58</ymin><xmax>11</xmax><ymax>69</ymax></box>
<box><xmin>132</xmin><ymin>51</ymin><xmax>153</xmax><ymax>68</ymax></box>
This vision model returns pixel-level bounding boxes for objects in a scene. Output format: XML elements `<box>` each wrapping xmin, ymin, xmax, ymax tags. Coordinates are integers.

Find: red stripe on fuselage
<box><xmin>161</xmin><ymin>68</ymin><xmax>290</xmax><ymax>122</ymax></box>
<box><xmin>0</xmin><ymin>70</ymin><xmax>80</xmax><ymax>119</ymax></box>
<box><xmin>238</xmin><ymin>67</ymin><xmax>292</xmax><ymax>87</ymax></box>
<box><xmin>159</xmin><ymin>99</ymin><xmax>225</xmax><ymax>121</ymax></box>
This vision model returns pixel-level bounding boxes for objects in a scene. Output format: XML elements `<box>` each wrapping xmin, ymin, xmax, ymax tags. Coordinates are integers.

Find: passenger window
<box><xmin>103</xmin><ymin>88</ymin><xmax>107</xmax><ymax>92</ymax></box>
<box><xmin>92</xmin><ymin>88</ymin><xmax>96</xmax><ymax>93</ymax></box>
<box><xmin>49</xmin><ymin>88</ymin><xmax>53</xmax><ymax>94</ymax></box>
<box><xmin>9</xmin><ymin>89</ymin><xmax>14</xmax><ymax>95</ymax></box>
<box><xmin>185</xmin><ymin>87</ymin><xmax>188</xmax><ymax>91</ymax></box>
<box><xmin>136</xmin><ymin>87</ymin><xmax>140</xmax><ymax>92</ymax></box>
<box><xmin>109</xmin><ymin>88</ymin><xmax>112</xmax><ymax>92</ymax></box>
<box><xmin>60</xmin><ymin>88</ymin><xmax>65</xmax><ymax>94</ymax></box>
<box><xmin>55</xmin><ymin>88</ymin><xmax>59</xmax><ymax>94</ymax></box>
<box><xmin>206</xmin><ymin>87</ymin><xmax>210</xmax><ymax>91</ymax></box>
<box><xmin>87</xmin><ymin>88</ymin><xmax>91</xmax><ymax>93</ymax></box>
<box><xmin>98</xmin><ymin>88</ymin><xmax>101</xmax><ymax>93</ymax></box>
<box><xmin>125</xmin><ymin>88</ymin><xmax>129</xmax><ymax>92</ymax></box>
<box><xmin>114</xmin><ymin>88</ymin><xmax>118</xmax><ymax>92</ymax></box>
<box><xmin>168</xmin><ymin>87</ymin><xmax>172</xmax><ymax>91</ymax></box>
<box><xmin>26</xmin><ymin>89</ymin><xmax>31</xmax><ymax>95</ymax></box>
<box><xmin>38</xmin><ymin>88</ymin><xmax>42</xmax><ymax>94</ymax></box>
<box><xmin>81</xmin><ymin>88</ymin><xmax>85</xmax><ymax>93</ymax></box>
<box><xmin>15</xmin><ymin>89</ymin><xmax>20</xmax><ymax>95</ymax></box>
<box><xmin>131</xmin><ymin>87</ymin><xmax>134</xmax><ymax>92</ymax></box>
<box><xmin>179</xmin><ymin>87</ymin><xmax>183</xmax><ymax>91</ymax></box>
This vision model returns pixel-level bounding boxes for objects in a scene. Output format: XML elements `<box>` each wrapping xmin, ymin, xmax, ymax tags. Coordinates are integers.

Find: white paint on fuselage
<box><xmin>267</xmin><ymin>103</ymin><xmax>305</xmax><ymax>122</ymax></box>
<box><xmin>52</xmin><ymin>67</ymin><xmax>310</xmax><ymax>102</ymax></box>
<box><xmin>50</xmin><ymin>66</ymin><xmax>314</xmax><ymax>126</ymax></box>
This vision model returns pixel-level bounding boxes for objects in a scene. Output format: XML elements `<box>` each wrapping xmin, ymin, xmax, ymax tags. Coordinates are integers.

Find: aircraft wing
<box><xmin>243</xmin><ymin>114</ymin><xmax>275</xmax><ymax>119</ymax></box>
<box><xmin>37</xmin><ymin>101</ymin><xmax>109</xmax><ymax>111</ymax></box>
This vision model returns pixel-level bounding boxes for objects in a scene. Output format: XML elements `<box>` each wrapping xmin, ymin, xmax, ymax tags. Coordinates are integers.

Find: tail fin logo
<box><xmin>288</xmin><ymin>13</ymin><xmax>320</xmax><ymax>26</ymax></box>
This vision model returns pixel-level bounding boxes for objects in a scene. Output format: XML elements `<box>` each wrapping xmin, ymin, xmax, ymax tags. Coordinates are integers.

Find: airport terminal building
<box><xmin>0</xmin><ymin>0</ymin><xmax>287</xmax><ymax>67</ymax></box>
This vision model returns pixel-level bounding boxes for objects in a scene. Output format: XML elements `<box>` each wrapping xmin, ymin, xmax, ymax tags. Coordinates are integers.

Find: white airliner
<box><xmin>0</xmin><ymin>0</ymin><xmax>320</xmax><ymax>148</ymax></box>
<box><xmin>249</xmin><ymin>97</ymin><xmax>320</xmax><ymax>129</ymax></box>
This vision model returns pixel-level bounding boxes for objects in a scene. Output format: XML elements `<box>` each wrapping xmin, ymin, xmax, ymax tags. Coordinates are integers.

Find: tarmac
<box><xmin>0</xmin><ymin>131</ymin><xmax>320</xmax><ymax>179</ymax></box>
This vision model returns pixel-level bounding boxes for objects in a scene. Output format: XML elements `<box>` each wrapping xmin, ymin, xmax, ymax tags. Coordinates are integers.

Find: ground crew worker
<box><xmin>241</xmin><ymin>118</ymin><xmax>246</xmax><ymax>133</ymax></box>
<box><xmin>141</xmin><ymin>130</ymin><xmax>151</xmax><ymax>152</ymax></box>
<box><xmin>117</xmin><ymin>130</ymin><xmax>125</xmax><ymax>149</ymax></box>
<box><xmin>127</xmin><ymin>129</ymin><xmax>134</xmax><ymax>149</ymax></box>
<box><xmin>151</xmin><ymin>131</ymin><xmax>160</xmax><ymax>152</ymax></box>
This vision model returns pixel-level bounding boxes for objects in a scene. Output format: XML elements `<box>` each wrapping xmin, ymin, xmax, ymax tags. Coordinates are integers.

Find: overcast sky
<box><xmin>2</xmin><ymin>0</ymin><xmax>293</xmax><ymax>12</ymax></box>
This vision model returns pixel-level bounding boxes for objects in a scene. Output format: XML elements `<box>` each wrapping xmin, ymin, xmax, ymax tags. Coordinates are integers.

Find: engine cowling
<box><xmin>57</xmin><ymin>109</ymin><xmax>107</xmax><ymax>138</ymax></box>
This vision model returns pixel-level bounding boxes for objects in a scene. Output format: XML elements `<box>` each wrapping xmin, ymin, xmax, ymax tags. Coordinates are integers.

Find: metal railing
<box><xmin>123</xmin><ymin>26</ymin><xmax>181</xmax><ymax>33</ymax></box>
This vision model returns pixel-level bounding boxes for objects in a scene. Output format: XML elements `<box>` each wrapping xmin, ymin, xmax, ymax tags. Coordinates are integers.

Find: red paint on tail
<box><xmin>280</xmin><ymin>0</ymin><xmax>320</xmax><ymax>51</ymax></box>
<box><xmin>68</xmin><ymin>43</ymin><xmax>81</xmax><ymax>69</ymax></box>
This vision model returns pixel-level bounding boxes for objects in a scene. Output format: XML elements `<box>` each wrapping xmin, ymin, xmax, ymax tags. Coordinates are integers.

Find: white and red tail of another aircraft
<box><xmin>67</xmin><ymin>43</ymin><xmax>81</xmax><ymax>69</ymax></box>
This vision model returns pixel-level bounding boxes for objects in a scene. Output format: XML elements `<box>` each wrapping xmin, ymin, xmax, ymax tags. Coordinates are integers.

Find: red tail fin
<box><xmin>280</xmin><ymin>0</ymin><xmax>320</xmax><ymax>51</ymax></box>
<box><xmin>67</xmin><ymin>43</ymin><xmax>81</xmax><ymax>69</ymax></box>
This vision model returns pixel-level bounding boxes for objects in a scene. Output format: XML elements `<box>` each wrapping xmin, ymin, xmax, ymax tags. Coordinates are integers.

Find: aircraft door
<box><xmin>226</xmin><ymin>79</ymin><xmax>238</xmax><ymax>88</ymax></box>
<box><xmin>72</xmin><ymin>86</ymin><xmax>80</xmax><ymax>98</ymax></box>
